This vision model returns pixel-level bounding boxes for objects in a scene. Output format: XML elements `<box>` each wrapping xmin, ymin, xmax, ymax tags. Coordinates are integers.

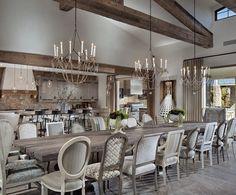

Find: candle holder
<box><xmin>51</xmin><ymin>0</ymin><xmax>98</xmax><ymax>85</ymax></box>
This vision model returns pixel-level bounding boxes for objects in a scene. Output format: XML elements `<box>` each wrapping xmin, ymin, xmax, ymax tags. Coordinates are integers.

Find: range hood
<box><xmin>0</xmin><ymin>66</ymin><xmax>37</xmax><ymax>96</ymax></box>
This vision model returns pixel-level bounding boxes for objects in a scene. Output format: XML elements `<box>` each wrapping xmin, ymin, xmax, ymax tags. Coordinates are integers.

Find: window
<box><xmin>215</xmin><ymin>7</ymin><xmax>236</xmax><ymax>21</ymax></box>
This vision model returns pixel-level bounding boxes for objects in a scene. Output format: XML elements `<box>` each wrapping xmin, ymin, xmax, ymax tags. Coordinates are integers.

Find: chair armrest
<box><xmin>125</xmin><ymin>144</ymin><xmax>135</xmax><ymax>154</ymax></box>
<box><xmin>6</xmin><ymin>159</ymin><xmax>37</xmax><ymax>171</ymax></box>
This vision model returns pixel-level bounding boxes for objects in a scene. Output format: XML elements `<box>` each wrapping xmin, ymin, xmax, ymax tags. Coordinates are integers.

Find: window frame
<box><xmin>215</xmin><ymin>7</ymin><xmax>236</xmax><ymax>21</ymax></box>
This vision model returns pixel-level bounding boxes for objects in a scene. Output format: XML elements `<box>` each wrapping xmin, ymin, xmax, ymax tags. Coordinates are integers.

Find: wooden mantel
<box><xmin>55</xmin><ymin>0</ymin><xmax>213</xmax><ymax>48</ymax></box>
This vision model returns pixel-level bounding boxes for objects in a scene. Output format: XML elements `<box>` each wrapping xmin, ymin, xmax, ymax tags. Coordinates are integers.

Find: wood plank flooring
<box><xmin>9</xmin><ymin>149</ymin><xmax>236</xmax><ymax>195</ymax></box>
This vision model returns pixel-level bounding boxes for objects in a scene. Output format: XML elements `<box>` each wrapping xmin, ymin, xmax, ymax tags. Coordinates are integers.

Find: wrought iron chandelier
<box><xmin>180</xmin><ymin>0</ymin><xmax>210</xmax><ymax>92</ymax></box>
<box><xmin>133</xmin><ymin>0</ymin><xmax>168</xmax><ymax>89</ymax></box>
<box><xmin>51</xmin><ymin>0</ymin><xmax>98</xmax><ymax>85</ymax></box>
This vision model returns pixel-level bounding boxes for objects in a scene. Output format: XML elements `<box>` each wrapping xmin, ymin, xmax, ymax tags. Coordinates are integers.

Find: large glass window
<box><xmin>206</xmin><ymin>78</ymin><xmax>236</xmax><ymax>119</ymax></box>
<box><xmin>215</xmin><ymin>7</ymin><xmax>236</xmax><ymax>21</ymax></box>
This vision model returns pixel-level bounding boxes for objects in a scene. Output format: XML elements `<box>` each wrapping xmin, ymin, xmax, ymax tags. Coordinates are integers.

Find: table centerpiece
<box><xmin>168</xmin><ymin>108</ymin><xmax>185</xmax><ymax>127</ymax></box>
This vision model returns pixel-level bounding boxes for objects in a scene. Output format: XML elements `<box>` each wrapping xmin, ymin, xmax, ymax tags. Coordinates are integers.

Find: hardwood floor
<box><xmin>9</xmin><ymin>150</ymin><xmax>236</xmax><ymax>195</ymax></box>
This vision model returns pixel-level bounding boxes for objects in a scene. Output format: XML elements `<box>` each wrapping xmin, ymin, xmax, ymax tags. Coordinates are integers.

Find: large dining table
<box><xmin>14</xmin><ymin>122</ymin><xmax>207</xmax><ymax>163</ymax></box>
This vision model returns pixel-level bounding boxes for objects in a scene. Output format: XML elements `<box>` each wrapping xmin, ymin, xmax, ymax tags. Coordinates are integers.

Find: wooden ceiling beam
<box><xmin>215</xmin><ymin>0</ymin><xmax>236</xmax><ymax>12</ymax></box>
<box><xmin>153</xmin><ymin>0</ymin><xmax>213</xmax><ymax>38</ymax></box>
<box><xmin>57</xmin><ymin>0</ymin><xmax>213</xmax><ymax>48</ymax></box>
<box><xmin>0</xmin><ymin>50</ymin><xmax>135</xmax><ymax>75</ymax></box>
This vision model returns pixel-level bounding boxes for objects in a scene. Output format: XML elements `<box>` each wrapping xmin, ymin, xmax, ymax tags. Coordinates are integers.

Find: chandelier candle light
<box><xmin>52</xmin><ymin>0</ymin><xmax>98</xmax><ymax>85</ymax></box>
<box><xmin>133</xmin><ymin>0</ymin><xmax>168</xmax><ymax>88</ymax></box>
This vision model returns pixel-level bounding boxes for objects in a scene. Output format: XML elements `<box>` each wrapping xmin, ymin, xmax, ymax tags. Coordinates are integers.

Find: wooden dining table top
<box><xmin>14</xmin><ymin>122</ymin><xmax>207</xmax><ymax>162</ymax></box>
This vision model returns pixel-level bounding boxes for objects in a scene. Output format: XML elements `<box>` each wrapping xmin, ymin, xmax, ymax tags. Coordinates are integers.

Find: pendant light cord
<box><xmin>193</xmin><ymin>0</ymin><xmax>196</xmax><ymax>59</ymax></box>
<box><xmin>149</xmin><ymin>0</ymin><xmax>152</xmax><ymax>53</ymax></box>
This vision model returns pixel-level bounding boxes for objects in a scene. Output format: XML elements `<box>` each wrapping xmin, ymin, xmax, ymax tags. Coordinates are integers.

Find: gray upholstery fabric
<box><xmin>41</xmin><ymin>171</ymin><xmax>83</xmax><ymax>191</ymax></box>
<box><xmin>203</xmin><ymin>108</ymin><xmax>226</xmax><ymax>124</ymax></box>
<box><xmin>7</xmin><ymin>165</ymin><xmax>44</xmax><ymax>184</ymax></box>
<box><xmin>6</xmin><ymin>160</ymin><xmax>37</xmax><ymax>171</ymax></box>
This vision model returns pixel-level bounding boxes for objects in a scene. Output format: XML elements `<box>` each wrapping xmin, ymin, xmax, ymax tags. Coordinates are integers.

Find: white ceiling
<box><xmin>107</xmin><ymin>0</ymin><xmax>221</xmax><ymax>48</ymax></box>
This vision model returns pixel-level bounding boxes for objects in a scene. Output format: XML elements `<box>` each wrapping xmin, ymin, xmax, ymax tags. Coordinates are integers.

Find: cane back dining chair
<box><xmin>123</xmin><ymin>134</ymin><xmax>160</xmax><ymax>195</ymax></box>
<box><xmin>41</xmin><ymin>136</ymin><xmax>91</xmax><ymax>195</ymax></box>
<box><xmin>156</xmin><ymin>129</ymin><xmax>185</xmax><ymax>185</ymax></box>
<box><xmin>86</xmin><ymin>133</ymin><xmax>128</xmax><ymax>195</ymax></box>
<box><xmin>0</xmin><ymin>120</ymin><xmax>44</xmax><ymax>195</ymax></box>
<box><xmin>195</xmin><ymin>122</ymin><xmax>217</xmax><ymax>169</ymax></box>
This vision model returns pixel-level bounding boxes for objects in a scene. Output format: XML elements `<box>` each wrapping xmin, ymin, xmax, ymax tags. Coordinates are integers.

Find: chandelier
<box><xmin>133</xmin><ymin>0</ymin><xmax>168</xmax><ymax>89</ymax></box>
<box><xmin>180</xmin><ymin>0</ymin><xmax>210</xmax><ymax>92</ymax></box>
<box><xmin>181</xmin><ymin>65</ymin><xmax>210</xmax><ymax>90</ymax></box>
<box><xmin>51</xmin><ymin>0</ymin><xmax>98</xmax><ymax>85</ymax></box>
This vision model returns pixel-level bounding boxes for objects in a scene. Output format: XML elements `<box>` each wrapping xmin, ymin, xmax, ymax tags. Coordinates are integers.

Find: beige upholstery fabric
<box><xmin>123</xmin><ymin>156</ymin><xmax>156</xmax><ymax>176</ymax></box>
<box><xmin>71</xmin><ymin>123</ymin><xmax>85</xmax><ymax>134</ymax></box>
<box><xmin>0</xmin><ymin>113</ymin><xmax>20</xmax><ymax>131</ymax></box>
<box><xmin>155</xmin><ymin>130</ymin><xmax>184</xmax><ymax>185</ymax></box>
<box><xmin>41</xmin><ymin>136</ymin><xmax>90</xmax><ymax>195</ymax></box>
<box><xmin>86</xmin><ymin>163</ymin><xmax>120</xmax><ymax>180</ymax></box>
<box><xmin>46</xmin><ymin>122</ymin><xmax>64</xmax><ymax>136</ymax></box>
<box><xmin>41</xmin><ymin>171</ymin><xmax>83</xmax><ymax>191</ymax></box>
<box><xmin>18</xmin><ymin>123</ymin><xmax>37</xmax><ymax>139</ymax></box>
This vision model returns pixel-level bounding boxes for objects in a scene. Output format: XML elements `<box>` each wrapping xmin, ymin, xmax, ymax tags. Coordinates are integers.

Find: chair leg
<box><xmin>132</xmin><ymin>175</ymin><xmax>137</xmax><ymax>195</ymax></box>
<box><xmin>119</xmin><ymin>174</ymin><xmax>123</xmax><ymax>195</ymax></box>
<box><xmin>201</xmin><ymin>151</ymin><xmax>204</xmax><ymax>169</ymax></box>
<box><xmin>221</xmin><ymin>147</ymin><xmax>225</xmax><ymax>162</ymax></box>
<box><xmin>82</xmin><ymin>185</ymin><xmax>85</xmax><ymax>195</ymax></box>
<box><xmin>232</xmin><ymin>142</ymin><xmax>235</xmax><ymax>159</ymax></box>
<box><xmin>154</xmin><ymin>169</ymin><xmax>158</xmax><ymax>191</ymax></box>
<box><xmin>185</xmin><ymin>159</ymin><xmax>188</xmax><ymax>176</ymax></box>
<box><xmin>98</xmin><ymin>180</ymin><xmax>104</xmax><ymax>195</ymax></box>
<box><xmin>226</xmin><ymin>146</ymin><xmax>230</xmax><ymax>160</ymax></box>
<box><xmin>163</xmin><ymin>166</ymin><xmax>167</xmax><ymax>185</ymax></box>
<box><xmin>209</xmin><ymin>149</ymin><xmax>213</xmax><ymax>166</ymax></box>
<box><xmin>177</xmin><ymin>162</ymin><xmax>180</xmax><ymax>180</ymax></box>
<box><xmin>41</xmin><ymin>184</ymin><xmax>48</xmax><ymax>195</ymax></box>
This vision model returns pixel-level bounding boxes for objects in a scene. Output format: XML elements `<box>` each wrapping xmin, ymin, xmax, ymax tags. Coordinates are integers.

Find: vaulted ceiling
<box><xmin>54</xmin><ymin>0</ymin><xmax>236</xmax><ymax>49</ymax></box>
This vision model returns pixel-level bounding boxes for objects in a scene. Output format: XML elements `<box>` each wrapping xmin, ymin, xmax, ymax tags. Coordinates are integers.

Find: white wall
<box><xmin>0</xmin><ymin>0</ymin><xmax>147</xmax><ymax>67</ymax></box>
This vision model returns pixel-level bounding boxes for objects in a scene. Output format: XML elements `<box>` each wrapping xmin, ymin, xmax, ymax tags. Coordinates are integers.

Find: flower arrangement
<box><xmin>109</xmin><ymin>110</ymin><xmax>129</xmax><ymax>120</ymax></box>
<box><xmin>168</xmin><ymin>108</ymin><xmax>185</xmax><ymax>127</ymax></box>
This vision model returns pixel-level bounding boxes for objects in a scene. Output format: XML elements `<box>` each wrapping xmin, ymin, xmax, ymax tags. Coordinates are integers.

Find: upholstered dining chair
<box><xmin>18</xmin><ymin>122</ymin><xmax>37</xmax><ymax>139</ymax></box>
<box><xmin>45</xmin><ymin>122</ymin><xmax>65</xmax><ymax>136</ymax></box>
<box><xmin>41</xmin><ymin>136</ymin><xmax>91</xmax><ymax>195</ymax></box>
<box><xmin>0</xmin><ymin>112</ymin><xmax>20</xmax><ymax>131</ymax></box>
<box><xmin>86</xmin><ymin>133</ymin><xmax>128</xmax><ymax>195</ymax></box>
<box><xmin>0</xmin><ymin>120</ymin><xmax>44</xmax><ymax>195</ymax></box>
<box><xmin>71</xmin><ymin>122</ymin><xmax>85</xmax><ymax>134</ymax></box>
<box><xmin>141</xmin><ymin>113</ymin><xmax>154</xmax><ymax>126</ymax></box>
<box><xmin>180</xmin><ymin>128</ymin><xmax>200</xmax><ymax>173</ymax></box>
<box><xmin>195</xmin><ymin>122</ymin><xmax>217</xmax><ymax>169</ymax></box>
<box><xmin>123</xmin><ymin>134</ymin><xmax>160</xmax><ymax>195</ymax></box>
<box><xmin>90</xmin><ymin>117</ymin><xmax>106</xmax><ymax>131</ymax></box>
<box><xmin>224</xmin><ymin>118</ymin><xmax>236</xmax><ymax>159</ymax></box>
<box><xmin>212</xmin><ymin>121</ymin><xmax>228</xmax><ymax>163</ymax></box>
<box><xmin>156</xmin><ymin>129</ymin><xmax>185</xmax><ymax>185</ymax></box>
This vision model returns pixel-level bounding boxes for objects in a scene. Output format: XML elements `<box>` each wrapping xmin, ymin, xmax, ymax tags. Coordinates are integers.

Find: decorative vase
<box><xmin>168</xmin><ymin>114</ymin><xmax>184</xmax><ymax>127</ymax></box>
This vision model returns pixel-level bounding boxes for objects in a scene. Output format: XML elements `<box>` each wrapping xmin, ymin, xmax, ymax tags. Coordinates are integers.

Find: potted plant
<box><xmin>168</xmin><ymin>108</ymin><xmax>185</xmax><ymax>127</ymax></box>
<box><xmin>108</xmin><ymin>110</ymin><xmax>129</xmax><ymax>133</ymax></box>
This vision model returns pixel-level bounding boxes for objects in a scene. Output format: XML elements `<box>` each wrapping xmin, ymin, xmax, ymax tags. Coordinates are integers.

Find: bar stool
<box><xmin>32</xmin><ymin>110</ymin><xmax>45</xmax><ymax>136</ymax></box>
<box><xmin>51</xmin><ymin>110</ymin><xmax>61</xmax><ymax>122</ymax></box>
